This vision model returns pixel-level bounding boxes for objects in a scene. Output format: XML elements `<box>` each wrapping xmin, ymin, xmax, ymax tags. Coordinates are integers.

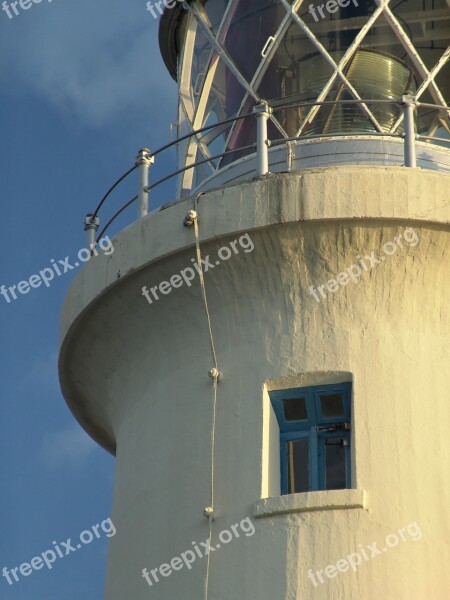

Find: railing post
<box><xmin>84</xmin><ymin>213</ymin><xmax>100</xmax><ymax>248</ymax></box>
<box><xmin>254</xmin><ymin>102</ymin><xmax>272</xmax><ymax>176</ymax></box>
<box><xmin>136</xmin><ymin>148</ymin><xmax>154</xmax><ymax>218</ymax></box>
<box><xmin>401</xmin><ymin>94</ymin><xmax>417</xmax><ymax>168</ymax></box>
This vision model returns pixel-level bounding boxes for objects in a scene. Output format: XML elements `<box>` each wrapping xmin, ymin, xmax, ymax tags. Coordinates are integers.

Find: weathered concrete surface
<box><xmin>58</xmin><ymin>165</ymin><xmax>450</xmax><ymax>599</ymax></box>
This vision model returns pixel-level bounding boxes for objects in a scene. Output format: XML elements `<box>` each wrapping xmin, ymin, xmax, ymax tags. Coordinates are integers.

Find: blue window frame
<box><xmin>270</xmin><ymin>383</ymin><xmax>351</xmax><ymax>494</ymax></box>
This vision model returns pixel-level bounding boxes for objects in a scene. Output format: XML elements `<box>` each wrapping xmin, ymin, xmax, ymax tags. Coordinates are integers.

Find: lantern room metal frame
<box><xmin>160</xmin><ymin>0</ymin><xmax>450</xmax><ymax>193</ymax></box>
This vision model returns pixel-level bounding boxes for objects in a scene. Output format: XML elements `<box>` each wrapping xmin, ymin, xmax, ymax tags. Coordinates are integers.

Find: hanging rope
<box><xmin>190</xmin><ymin>200</ymin><xmax>219</xmax><ymax>600</ymax></box>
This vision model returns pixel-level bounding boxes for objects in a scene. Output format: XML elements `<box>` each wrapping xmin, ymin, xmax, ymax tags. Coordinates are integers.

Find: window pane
<box><xmin>283</xmin><ymin>397</ymin><xmax>307</xmax><ymax>421</ymax></box>
<box><xmin>288</xmin><ymin>439</ymin><xmax>309</xmax><ymax>493</ymax></box>
<box><xmin>320</xmin><ymin>393</ymin><xmax>345</xmax><ymax>418</ymax></box>
<box><xmin>325</xmin><ymin>440</ymin><xmax>347</xmax><ymax>490</ymax></box>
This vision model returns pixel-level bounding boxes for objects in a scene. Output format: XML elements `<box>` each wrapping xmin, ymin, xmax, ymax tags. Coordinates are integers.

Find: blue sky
<box><xmin>0</xmin><ymin>1</ymin><xmax>178</xmax><ymax>597</ymax></box>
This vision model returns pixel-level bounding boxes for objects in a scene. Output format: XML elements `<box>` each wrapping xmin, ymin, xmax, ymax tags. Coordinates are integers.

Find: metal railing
<box><xmin>84</xmin><ymin>97</ymin><xmax>450</xmax><ymax>246</ymax></box>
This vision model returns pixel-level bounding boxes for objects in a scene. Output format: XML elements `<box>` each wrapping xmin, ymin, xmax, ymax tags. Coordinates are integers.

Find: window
<box><xmin>270</xmin><ymin>383</ymin><xmax>351</xmax><ymax>495</ymax></box>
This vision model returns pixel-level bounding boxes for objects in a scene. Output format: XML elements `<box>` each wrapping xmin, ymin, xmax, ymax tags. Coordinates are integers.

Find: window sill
<box><xmin>254</xmin><ymin>489</ymin><xmax>367</xmax><ymax>518</ymax></box>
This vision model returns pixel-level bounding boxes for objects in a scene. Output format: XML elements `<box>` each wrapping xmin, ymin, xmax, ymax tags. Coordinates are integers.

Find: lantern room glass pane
<box><xmin>298</xmin><ymin>0</ymin><xmax>374</xmax><ymax>50</ymax></box>
<box><xmin>202</xmin><ymin>0</ymin><xmax>228</xmax><ymax>33</ymax></box>
<box><xmin>191</xmin><ymin>29</ymin><xmax>213</xmax><ymax>110</ymax></box>
<box><xmin>222</xmin><ymin>0</ymin><xmax>284</xmax><ymax>81</ymax></box>
<box><xmin>174</xmin><ymin>0</ymin><xmax>450</xmax><ymax>190</ymax></box>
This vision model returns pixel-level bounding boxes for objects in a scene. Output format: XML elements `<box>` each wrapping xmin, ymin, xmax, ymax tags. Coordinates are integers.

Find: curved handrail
<box><xmin>87</xmin><ymin>97</ymin><xmax>450</xmax><ymax>244</ymax></box>
<box><xmin>91</xmin><ymin>164</ymin><xmax>138</xmax><ymax>222</ymax></box>
<box><xmin>94</xmin><ymin>143</ymin><xmax>256</xmax><ymax>242</ymax></box>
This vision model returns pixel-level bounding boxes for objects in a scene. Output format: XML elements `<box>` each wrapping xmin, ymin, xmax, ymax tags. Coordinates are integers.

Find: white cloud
<box><xmin>40</xmin><ymin>424</ymin><xmax>97</xmax><ymax>469</ymax></box>
<box><xmin>20</xmin><ymin>349</ymin><xmax>60</xmax><ymax>395</ymax></box>
<box><xmin>0</xmin><ymin>0</ymin><xmax>177</xmax><ymax>134</ymax></box>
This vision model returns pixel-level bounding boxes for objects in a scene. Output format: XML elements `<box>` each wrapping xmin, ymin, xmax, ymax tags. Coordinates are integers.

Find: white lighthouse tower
<box><xmin>59</xmin><ymin>1</ymin><xmax>450</xmax><ymax>598</ymax></box>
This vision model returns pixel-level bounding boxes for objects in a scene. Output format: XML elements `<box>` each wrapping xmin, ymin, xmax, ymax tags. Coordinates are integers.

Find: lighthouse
<box><xmin>59</xmin><ymin>1</ymin><xmax>450</xmax><ymax>598</ymax></box>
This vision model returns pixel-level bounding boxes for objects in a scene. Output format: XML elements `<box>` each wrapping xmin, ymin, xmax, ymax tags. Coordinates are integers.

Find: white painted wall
<box><xmin>59</xmin><ymin>167</ymin><xmax>450</xmax><ymax>599</ymax></box>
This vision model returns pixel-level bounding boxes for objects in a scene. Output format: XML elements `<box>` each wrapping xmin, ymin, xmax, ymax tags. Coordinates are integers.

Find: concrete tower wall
<box><xmin>59</xmin><ymin>167</ymin><xmax>450</xmax><ymax>599</ymax></box>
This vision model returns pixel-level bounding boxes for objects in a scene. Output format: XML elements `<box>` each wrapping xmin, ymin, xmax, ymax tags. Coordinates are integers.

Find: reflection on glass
<box><xmin>325</xmin><ymin>440</ymin><xmax>347</xmax><ymax>489</ymax></box>
<box><xmin>288</xmin><ymin>438</ymin><xmax>309</xmax><ymax>493</ymax></box>
<box><xmin>223</xmin><ymin>0</ymin><xmax>283</xmax><ymax>81</ymax></box>
<box><xmin>203</xmin><ymin>0</ymin><xmax>228</xmax><ymax>33</ymax></box>
<box><xmin>261</xmin><ymin>7</ymin><xmax>418</xmax><ymax>136</ymax></box>
<box><xmin>191</xmin><ymin>28</ymin><xmax>213</xmax><ymax>110</ymax></box>
<box><xmin>320</xmin><ymin>393</ymin><xmax>345</xmax><ymax>418</ymax></box>
<box><xmin>283</xmin><ymin>397</ymin><xmax>308</xmax><ymax>421</ymax></box>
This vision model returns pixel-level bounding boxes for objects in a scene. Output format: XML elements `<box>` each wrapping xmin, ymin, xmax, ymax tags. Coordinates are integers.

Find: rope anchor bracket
<box><xmin>208</xmin><ymin>368</ymin><xmax>222</xmax><ymax>382</ymax></box>
<box><xmin>184</xmin><ymin>209</ymin><xmax>198</xmax><ymax>226</ymax></box>
<box><xmin>203</xmin><ymin>506</ymin><xmax>214</xmax><ymax>520</ymax></box>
